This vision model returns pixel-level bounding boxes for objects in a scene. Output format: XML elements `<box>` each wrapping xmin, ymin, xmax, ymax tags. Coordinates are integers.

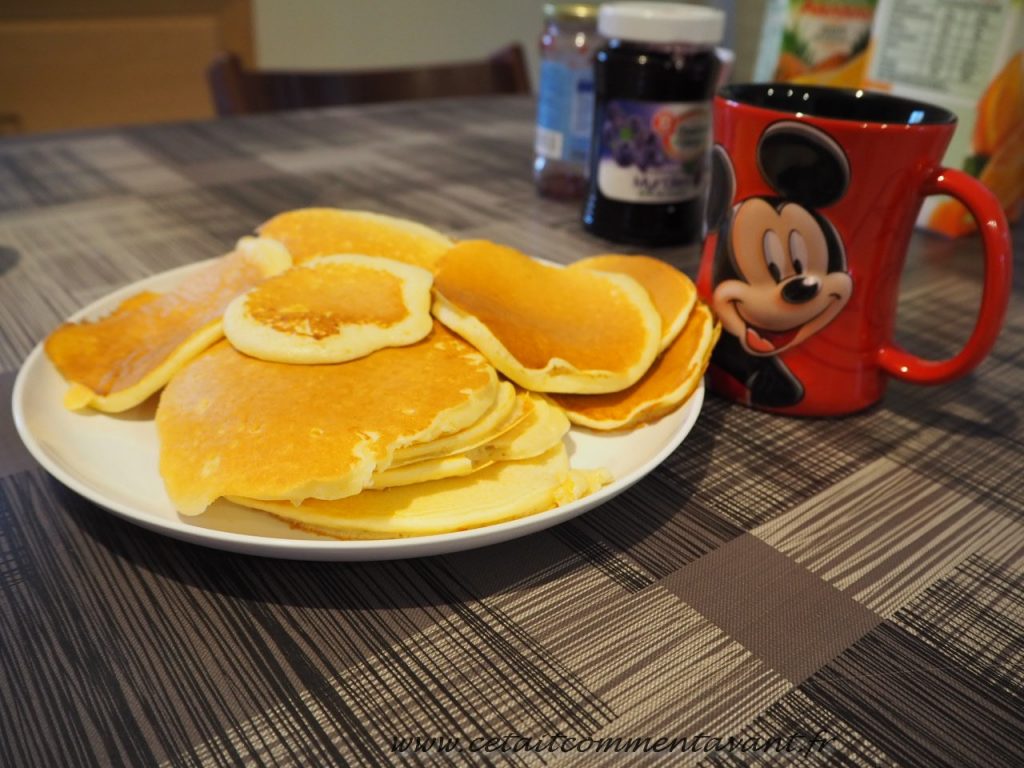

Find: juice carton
<box><xmin>753</xmin><ymin>0</ymin><xmax>1023</xmax><ymax>236</ymax></box>
<box><xmin>752</xmin><ymin>0</ymin><xmax>879</xmax><ymax>88</ymax></box>
<box><xmin>865</xmin><ymin>0</ymin><xmax>1022</xmax><ymax>236</ymax></box>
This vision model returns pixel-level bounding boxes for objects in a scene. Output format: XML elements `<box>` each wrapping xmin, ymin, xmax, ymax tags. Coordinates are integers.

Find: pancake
<box><xmin>432</xmin><ymin>241</ymin><xmax>662</xmax><ymax>394</ymax></box>
<box><xmin>571</xmin><ymin>254</ymin><xmax>697</xmax><ymax>351</ymax></box>
<box><xmin>367</xmin><ymin>453</ymin><xmax>485</xmax><ymax>489</ymax></box>
<box><xmin>231</xmin><ymin>443</ymin><xmax>611</xmax><ymax>539</ymax></box>
<box><xmin>258</xmin><ymin>208</ymin><xmax>453</xmax><ymax>271</ymax></box>
<box><xmin>156</xmin><ymin>324</ymin><xmax>498</xmax><ymax>515</ymax></box>
<box><xmin>223</xmin><ymin>254</ymin><xmax>433</xmax><ymax>364</ymax></box>
<box><xmin>468</xmin><ymin>393</ymin><xmax>569</xmax><ymax>463</ymax></box>
<box><xmin>45</xmin><ymin>237</ymin><xmax>292</xmax><ymax>413</ymax></box>
<box><xmin>388</xmin><ymin>381</ymin><xmax>521</xmax><ymax>467</ymax></box>
<box><xmin>548</xmin><ymin>302</ymin><xmax>720</xmax><ymax>430</ymax></box>
<box><xmin>367</xmin><ymin>393</ymin><xmax>569</xmax><ymax>489</ymax></box>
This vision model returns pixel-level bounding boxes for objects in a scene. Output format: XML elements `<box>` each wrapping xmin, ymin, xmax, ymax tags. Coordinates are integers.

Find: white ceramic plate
<box><xmin>12</xmin><ymin>260</ymin><xmax>704</xmax><ymax>561</ymax></box>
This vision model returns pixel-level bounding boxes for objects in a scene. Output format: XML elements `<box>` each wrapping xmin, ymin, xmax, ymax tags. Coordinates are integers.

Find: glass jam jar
<box><xmin>534</xmin><ymin>3</ymin><xmax>602</xmax><ymax>200</ymax></box>
<box><xmin>582</xmin><ymin>2</ymin><xmax>724</xmax><ymax>246</ymax></box>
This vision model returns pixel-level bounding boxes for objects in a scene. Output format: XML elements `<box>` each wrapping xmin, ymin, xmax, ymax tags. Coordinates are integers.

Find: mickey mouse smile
<box><xmin>743</xmin><ymin>322</ymin><xmax>801</xmax><ymax>354</ymax></box>
<box><xmin>733</xmin><ymin>292</ymin><xmax>847</xmax><ymax>356</ymax></box>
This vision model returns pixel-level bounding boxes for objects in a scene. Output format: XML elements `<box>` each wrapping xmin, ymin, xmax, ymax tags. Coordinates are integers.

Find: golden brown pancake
<box><xmin>231</xmin><ymin>443</ymin><xmax>610</xmax><ymax>539</ymax></box>
<box><xmin>547</xmin><ymin>302</ymin><xmax>719</xmax><ymax>430</ymax></box>
<box><xmin>156</xmin><ymin>323</ymin><xmax>498</xmax><ymax>515</ymax></box>
<box><xmin>467</xmin><ymin>393</ymin><xmax>569</xmax><ymax>462</ymax></box>
<box><xmin>224</xmin><ymin>254</ymin><xmax>433</xmax><ymax>364</ymax></box>
<box><xmin>45</xmin><ymin>237</ymin><xmax>291</xmax><ymax>413</ymax></box>
<box><xmin>367</xmin><ymin>453</ymin><xmax>487</xmax><ymax>489</ymax></box>
<box><xmin>571</xmin><ymin>254</ymin><xmax>697</xmax><ymax>351</ymax></box>
<box><xmin>258</xmin><ymin>208</ymin><xmax>453</xmax><ymax>271</ymax></box>
<box><xmin>388</xmin><ymin>381</ymin><xmax>522</xmax><ymax>467</ymax></box>
<box><xmin>367</xmin><ymin>392</ymin><xmax>569</xmax><ymax>489</ymax></box>
<box><xmin>432</xmin><ymin>241</ymin><xmax>662</xmax><ymax>394</ymax></box>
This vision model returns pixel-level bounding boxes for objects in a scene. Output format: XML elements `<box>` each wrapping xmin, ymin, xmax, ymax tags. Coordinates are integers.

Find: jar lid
<box><xmin>544</xmin><ymin>3</ymin><xmax>600</xmax><ymax>21</ymax></box>
<box><xmin>598</xmin><ymin>2</ymin><xmax>725</xmax><ymax>44</ymax></box>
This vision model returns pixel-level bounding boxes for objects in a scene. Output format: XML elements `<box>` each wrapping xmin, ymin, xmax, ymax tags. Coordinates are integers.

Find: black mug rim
<box><xmin>718</xmin><ymin>83</ymin><xmax>957</xmax><ymax>127</ymax></box>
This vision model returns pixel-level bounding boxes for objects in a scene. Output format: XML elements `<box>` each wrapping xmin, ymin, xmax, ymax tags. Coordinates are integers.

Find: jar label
<box><xmin>535</xmin><ymin>60</ymin><xmax>595</xmax><ymax>165</ymax></box>
<box><xmin>596</xmin><ymin>99</ymin><xmax>711</xmax><ymax>204</ymax></box>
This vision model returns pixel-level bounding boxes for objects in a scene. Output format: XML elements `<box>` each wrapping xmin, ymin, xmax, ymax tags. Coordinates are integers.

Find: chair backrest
<box><xmin>208</xmin><ymin>45</ymin><xmax>530</xmax><ymax>116</ymax></box>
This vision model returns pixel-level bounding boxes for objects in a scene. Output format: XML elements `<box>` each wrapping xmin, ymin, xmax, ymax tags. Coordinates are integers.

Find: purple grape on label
<box><xmin>612</xmin><ymin>142</ymin><xmax>635</xmax><ymax>168</ymax></box>
<box><xmin>626</xmin><ymin>115</ymin><xmax>647</xmax><ymax>143</ymax></box>
<box><xmin>639</xmin><ymin>146</ymin><xmax>661</xmax><ymax>171</ymax></box>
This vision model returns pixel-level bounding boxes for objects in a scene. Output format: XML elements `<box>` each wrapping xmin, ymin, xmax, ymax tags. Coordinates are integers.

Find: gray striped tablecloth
<box><xmin>1</xmin><ymin>97</ymin><xmax>1021</xmax><ymax>767</ymax></box>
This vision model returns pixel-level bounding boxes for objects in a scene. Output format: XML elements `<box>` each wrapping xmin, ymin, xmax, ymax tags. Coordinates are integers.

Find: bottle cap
<box><xmin>598</xmin><ymin>2</ymin><xmax>725</xmax><ymax>45</ymax></box>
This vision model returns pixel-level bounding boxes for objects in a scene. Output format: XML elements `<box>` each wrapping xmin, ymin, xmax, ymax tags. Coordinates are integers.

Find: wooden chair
<box><xmin>207</xmin><ymin>44</ymin><xmax>530</xmax><ymax>116</ymax></box>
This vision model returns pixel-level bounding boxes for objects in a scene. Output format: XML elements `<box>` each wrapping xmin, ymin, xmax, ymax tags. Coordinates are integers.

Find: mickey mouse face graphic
<box><xmin>705</xmin><ymin>121</ymin><xmax>854</xmax><ymax>407</ymax></box>
<box><xmin>715</xmin><ymin>196</ymin><xmax>852</xmax><ymax>356</ymax></box>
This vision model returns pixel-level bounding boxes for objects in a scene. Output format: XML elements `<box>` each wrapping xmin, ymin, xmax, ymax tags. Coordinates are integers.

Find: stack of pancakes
<box><xmin>44</xmin><ymin>208</ymin><xmax>718</xmax><ymax>540</ymax></box>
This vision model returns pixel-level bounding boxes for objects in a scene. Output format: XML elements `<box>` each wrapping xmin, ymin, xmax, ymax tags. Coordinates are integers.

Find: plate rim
<box><xmin>11</xmin><ymin>259</ymin><xmax>705</xmax><ymax>561</ymax></box>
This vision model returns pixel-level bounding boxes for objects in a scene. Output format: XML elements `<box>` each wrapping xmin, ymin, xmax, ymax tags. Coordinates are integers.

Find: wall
<box><xmin>253</xmin><ymin>0</ymin><xmax>766</xmax><ymax>90</ymax></box>
<box><xmin>254</xmin><ymin>0</ymin><xmax>550</xmax><ymax>89</ymax></box>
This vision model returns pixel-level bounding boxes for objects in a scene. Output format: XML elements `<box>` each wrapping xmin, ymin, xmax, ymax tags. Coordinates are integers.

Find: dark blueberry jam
<box><xmin>583</xmin><ymin>40</ymin><xmax>721</xmax><ymax>247</ymax></box>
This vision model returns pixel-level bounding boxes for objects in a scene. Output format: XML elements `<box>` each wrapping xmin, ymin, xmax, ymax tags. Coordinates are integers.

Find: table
<box><xmin>1</xmin><ymin>96</ymin><xmax>1021</xmax><ymax>767</ymax></box>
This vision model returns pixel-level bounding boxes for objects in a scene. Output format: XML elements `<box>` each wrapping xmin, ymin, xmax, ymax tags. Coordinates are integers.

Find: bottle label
<box><xmin>597</xmin><ymin>99</ymin><xmax>711</xmax><ymax>203</ymax></box>
<box><xmin>535</xmin><ymin>60</ymin><xmax>595</xmax><ymax>165</ymax></box>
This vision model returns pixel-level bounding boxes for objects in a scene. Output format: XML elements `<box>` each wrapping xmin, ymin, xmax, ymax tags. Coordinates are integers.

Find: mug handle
<box><xmin>876</xmin><ymin>167</ymin><xmax>1012</xmax><ymax>384</ymax></box>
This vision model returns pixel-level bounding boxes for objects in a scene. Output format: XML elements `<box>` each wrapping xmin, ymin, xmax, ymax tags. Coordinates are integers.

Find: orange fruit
<box><xmin>973</xmin><ymin>52</ymin><xmax>1024</xmax><ymax>156</ymax></box>
<box><xmin>927</xmin><ymin>121</ymin><xmax>1024</xmax><ymax>237</ymax></box>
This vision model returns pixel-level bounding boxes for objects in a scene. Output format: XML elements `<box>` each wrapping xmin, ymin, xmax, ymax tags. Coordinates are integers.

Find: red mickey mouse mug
<box><xmin>696</xmin><ymin>84</ymin><xmax>1012</xmax><ymax>416</ymax></box>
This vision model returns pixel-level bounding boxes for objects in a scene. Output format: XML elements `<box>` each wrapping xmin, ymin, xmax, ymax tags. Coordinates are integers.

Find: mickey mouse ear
<box><xmin>705</xmin><ymin>144</ymin><xmax>735</xmax><ymax>233</ymax></box>
<box><xmin>757</xmin><ymin>121</ymin><xmax>850</xmax><ymax>208</ymax></box>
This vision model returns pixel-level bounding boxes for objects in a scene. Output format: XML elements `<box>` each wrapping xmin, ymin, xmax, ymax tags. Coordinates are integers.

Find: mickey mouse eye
<box><xmin>789</xmin><ymin>230</ymin><xmax>808</xmax><ymax>274</ymax></box>
<box><xmin>763</xmin><ymin>230</ymin><xmax>785</xmax><ymax>283</ymax></box>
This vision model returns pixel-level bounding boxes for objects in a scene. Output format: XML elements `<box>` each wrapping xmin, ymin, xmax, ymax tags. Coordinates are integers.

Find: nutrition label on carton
<box><xmin>871</xmin><ymin>0</ymin><xmax>1008</xmax><ymax>100</ymax></box>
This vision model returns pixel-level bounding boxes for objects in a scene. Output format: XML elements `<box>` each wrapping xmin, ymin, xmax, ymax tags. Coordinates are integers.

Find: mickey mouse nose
<box><xmin>781</xmin><ymin>276</ymin><xmax>821</xmax><ymax>304</ymax></box>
